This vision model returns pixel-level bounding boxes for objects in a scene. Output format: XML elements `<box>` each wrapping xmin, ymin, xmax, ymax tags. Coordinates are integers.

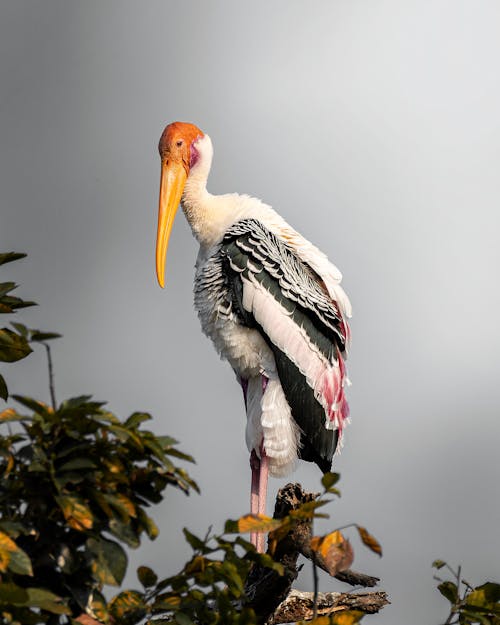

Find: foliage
<box><xmin>433</xmin><ymin>561</ymin><xmax>500</xmax><ymax>625</ymax></box>
<box><xmin>0</xmin><ymin>253</ymin><xmax>197</xmax><ymax>624</ymax></box>
<box><xmin>12</xmin><ymin>251</ymin><xmax>491</xmax><ymax>624</ymax></box>
<box><xmin>7</xmin><ymin>246</ymin><xmax>497</xmax><ymax>625</ymax></box>
<box><xmin>109</xmin><ymin>531</ymin><xmax>279</xmax><ymax>625</ymax></box>
<box><xmin>0</xmin><ymin>398</ymin><xmax>197</xmax><ymax>624</ymax></box>
<box><xmin>0</xmin><ymin>252</ymin><xmax>384</xmax><ymax>624</ymax></box>
<box><xmin>0</xmin><ymin>252</ymin><xmax>37</xmax><ymax>400</ymax></box>
<box><xmin>106</xmin><ymin>473</ymin><xmax>381</xmax><ymax>624</ymax></box>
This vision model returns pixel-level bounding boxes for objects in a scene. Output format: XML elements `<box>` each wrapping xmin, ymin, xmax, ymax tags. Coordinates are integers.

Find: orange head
<box><xmin>156</xmin><ymin>122</ymin><xmax>204</xmax><ymax>287</ymax></box>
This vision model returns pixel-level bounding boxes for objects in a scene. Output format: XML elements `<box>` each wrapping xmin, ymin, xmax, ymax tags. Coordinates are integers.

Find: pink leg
<box><xmin>256</xmin><ymin>446</ymin><xmax>269</xmax><ymax>552</ymax></box>
<box><xmin>249</xmin><ymin>375</ymin><xmax>270</xmax><ymax>552</ymax></box>
<box><xmin>250</xmin><ymin>450</ymin><xmax>260</xmax><ymax>549</ymax></box>
<box><xmin>249</xmin><ymin>444</ymin><xmax>269</xmax><ymax>553</ymax></box>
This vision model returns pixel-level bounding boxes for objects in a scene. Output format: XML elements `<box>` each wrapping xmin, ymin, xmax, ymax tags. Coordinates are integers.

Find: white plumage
<box><xmin>156</xmin><ymin>122</ymin><xmax>351</xmax><ymax>548</ymax></box>
<box><xmin>182</xmin><ymin>133</ymin><xmax>351</xmax><ymax>474</ymax></box>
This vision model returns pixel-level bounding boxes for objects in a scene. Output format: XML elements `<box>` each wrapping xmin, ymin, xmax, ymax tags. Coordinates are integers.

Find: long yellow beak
<box><xmin>156</xmin><ymin>159</ymin><xmax>187</xmax><ymax>287</ymax></box>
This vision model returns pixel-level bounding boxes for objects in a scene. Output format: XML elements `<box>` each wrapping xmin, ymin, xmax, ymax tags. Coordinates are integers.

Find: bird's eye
<box><xmin>176</xmin><ymin>140</ymin><xmax>183</xmax><ymax>147</ymax></box>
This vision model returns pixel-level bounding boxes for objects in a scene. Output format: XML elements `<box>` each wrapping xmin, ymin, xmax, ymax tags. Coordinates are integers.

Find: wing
<box><xmin>221</xmin><ymin>219</ymin><xmax>350</xmax><ymax>472</ymax></box>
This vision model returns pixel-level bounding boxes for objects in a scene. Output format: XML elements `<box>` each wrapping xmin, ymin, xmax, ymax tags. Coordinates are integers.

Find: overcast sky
<box><xmin>1</xmin><ymin>2</ymin><xmax>499</xmax><ymax>623</ymax></box>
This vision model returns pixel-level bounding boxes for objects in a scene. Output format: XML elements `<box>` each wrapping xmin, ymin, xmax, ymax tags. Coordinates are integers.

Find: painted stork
<box><xmin>156</xmin><ymin>122</ymin><xmax>351</xmax><ymax>551</ymax></box>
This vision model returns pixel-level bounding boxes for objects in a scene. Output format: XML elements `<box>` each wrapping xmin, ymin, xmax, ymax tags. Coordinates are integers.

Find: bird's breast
<box><xmin>194</xmin><ymin>247</ymin><xmax>275</xmax><ymax>379</ymax></box>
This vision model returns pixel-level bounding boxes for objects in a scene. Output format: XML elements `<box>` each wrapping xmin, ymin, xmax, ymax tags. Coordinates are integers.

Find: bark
<box><xmin>244</xmin><ymin>482</ymin><xmax>388</xmax><ymax>624</ymax></box>
<box><xmin>269</xmin><ymin>589</ymin><xmax>390</xmax><ymax>624</ymax></box>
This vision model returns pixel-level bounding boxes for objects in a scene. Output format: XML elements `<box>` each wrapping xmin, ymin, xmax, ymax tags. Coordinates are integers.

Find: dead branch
<box><xmin>244</xmin><ymin>482</ymin><xmax>386</xmax><ymax>624</ymax></box>
<box><xmin>268</xmin><ymin>589</ymin><xmax>390</xmax><ymax>624</ymax></box>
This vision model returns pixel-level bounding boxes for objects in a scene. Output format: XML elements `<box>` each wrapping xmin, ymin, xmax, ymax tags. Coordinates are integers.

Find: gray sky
<box><xmin>1</xmin><ymin>1</ymin><xmax>499</xmax><ymax>623</ymax></box>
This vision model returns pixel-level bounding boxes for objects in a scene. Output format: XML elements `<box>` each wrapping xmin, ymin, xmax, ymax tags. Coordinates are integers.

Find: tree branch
<box><xmin>43</xmin><ymin>342</ymin><xmax>56</xmax><ymax>410</ymax></box>
<box><xmin>268</xmin><ymin>589</ymin><xmax>390</xmax><ymax>624</ymax></box>
<box><xmin>244</xmin><ymin>483</ymin><xmax>387</xmax><ymax>624</ymax></box>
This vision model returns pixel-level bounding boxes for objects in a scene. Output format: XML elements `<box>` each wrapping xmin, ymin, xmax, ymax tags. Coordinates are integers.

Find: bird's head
<box><xmin>156</xmin><ymin>121</ymin><xmax>205</xmax><ymax>287</ymax></box>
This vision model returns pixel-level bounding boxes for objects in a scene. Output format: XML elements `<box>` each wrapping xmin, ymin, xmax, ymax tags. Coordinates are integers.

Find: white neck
<box><xmin>181</xmin><ymin>134</ymin><xmax>225</xmax><ymax>248</ymax></box>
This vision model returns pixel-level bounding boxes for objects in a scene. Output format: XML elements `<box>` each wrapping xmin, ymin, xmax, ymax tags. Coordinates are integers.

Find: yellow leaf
<box><xmin>310</xmin><ymin>530</ymin><xmax>343</xmax><ymax>558</ymax></box>
<box><xmin>157</xmin><ymin>594</ymin><xmax>181</xmax><ymax>608</ymax></box>
<box><xmin>0</xmin><ymin>408</ymin><xmax>17</xmax><ymax>422</ymax></box>
<box><xmin>331</xmin><ymin>610</ymin><xmax>365</xmax><ymax>624</ymax></box>
<box><xmin>115</xmin><ymin>494</ymin><xmax>136</xmax><ymax>518</ymax></box>
<box><xmin>237</xmin><ymin>514</ymin><xmax>282</xmax><ymax>533</ymax></box>
<box><xmin>310</xmin><ymin>530</ymin><xmax>354</xmax><ymax>576</ymax></box>
<box><xmin>0</xmin><ymin>530</ymin><xmax>19</xmax><ymax>552</ymax></box>
<box><xmin>0</xmin><ymin>530</ymin><xmax>19</xmax><ymax>573</ymax></box>
<box><xmin>185</xmin><ymin>555</ymin><xmax>207</xmax><ymax>574</ymax></box>
<box><xmin>0</xmin><ymin>548</ymin><xmax>11</xmax><ymax>572</ymax></box>
<box><xmin>56</xmin><ymin>496</ymin><xmax>93</xmax><ymax>531</ymax></box>
<box><xmin>356</xmin><ymin>526</ymin><xmax>382</xmax><ymax>557</ymax></box>
<box><xmin>4</xmin><ymin>454</ymin><xmax>14</xmax><ymax>476</ymax></box>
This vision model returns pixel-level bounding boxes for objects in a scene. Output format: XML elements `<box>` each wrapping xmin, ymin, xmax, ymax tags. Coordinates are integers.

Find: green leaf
<box><xmin>0</xmin><ymin>328</ymin><xmax>32</xmax><ymax>362</ymax></box>
<box><xmin>0</xmin><ymin>530</ymin><xmax>33</xmax><ymax>575</ymax></box>
<box><xmin>30</xmin><ymin>331</ymin><xmax>62</xmax><ymax>342</ymax></box>
<box><xmin>102</xmin><ymin>493</ymin><xmax>137</xmax><ymax>521</ymax></box>
<box><xmin>12</xmin><ymin>395</ymin><xmax>53</xmax><ymax>416</ymax></box>
<box><xmin>25</xmin><ymin>588</ymin><xmax>70</xmax><ymax>614</ymax></box>
<box><xmin>432</xmin><ymin>559</ymin><xmax>446</xmax><ymax>570</ymax></box>
<box><xmin>10</xmin><ymin>322</ymin><xmax>28</xmax><ymax>337</ymax></box>
<box><xmin>438</xmin><ymin>581</ymin><xmax>459</xmax><ymax>604</ymax></box>
<box><xmin>137</xmin><ymin>565</ymin><xmax>158</xmax><ymax>588</ymax></box>
<box><xmin>0</xmin><ymin>582</ymin><xmax>29</xmax><ymax>603</ymax></box>
<box><xmin>108</xmin><ymin>590</ymin><xmax>147</xmax><ymax>623</ymax></box>
<box><xmin>290</xmin><ymin>499</ymin><xmax>329</xmax><ymax>520</ymax></box>
<box><xmin>57</xmin><ymin>457</ymin><xmax>97</xmax><ymax>472</ymax></box>
<box><xmin>0</xmin><ymin>520</ymin><xmax>32</xmax><ymax>538</ymax></box>
<box><xmin>164</xmin><ymin>447</ymin><xmax>195</xmax><ymax>463</ymax></box>
<box><xmin>58</xmin><ymin>395</ymin><xmax>94</xmax><ymax>410</ymax></box>
<box><xmin>2</xmin><ymin>296</ymin><xmax>36</xmax><ymax>311</ymax></box>
<box><xmin>109</xmin><ymin>518</ymin><xmax>141</xmax><ymax>548</ymax></box>
<box><xmin>321</xmin><ymin>472</ymin><xmax>341</xmax><ymax>491</ymax></box>
<box><xmin>0</xmin><ymin>374</ymin><xmax>7</xmax><ymax>401</ymax></box>
<box><xmin>459</xmin><ymin>609</ymin><xmax>494</xmax><ymax>625</ymax></box>
<box><xmin>108</xmin><ymin>424</ymin><xmax>144</xmax><ymax>450</ymax></box>
<box><xmin>7</xmin><ymin>543</ymin><xmax>33</xmax><ymax>576</ymax></box>
<box><xmin>88</xmin><ymin>537</ymin><xmax>128</xmax><ymax>586</ymax></box>
<box><xmin>156</xmin><ymin>435</ymin><xmax>180</xmax><ymax>447</ymax></box>
<box><xmin>124</xmin><ymin>412</ymin><xmax>152</xmax><ymax>429</ymax></box>
<box><xmin>473</xmin><ymin>583</ymin><xmax>500</xmax><ymax>603</ymax></box>
<box><xmin>0</xmin><ymin>252</ymin><xmax>27</xmax><ymax>266</ymax></box>
<box><xmin>183</xmin><ymin>528</ymin><xmax>208</xmax><ymax>552</ymax></box>
<box><xmin>137</xmin><ymin>508</ymin><xmax>159</xmax><ymax>540</ymax></box>
<box><xmin>0</xmin><ymin>282</ymin><xmax>17</xmax><ymax>298</ymax></box>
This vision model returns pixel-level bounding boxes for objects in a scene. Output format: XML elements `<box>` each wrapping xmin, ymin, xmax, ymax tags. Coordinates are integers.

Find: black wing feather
<box><xmin>221</xmin><ymin>219</ymin><xmax>345</xmax><ymax>472</ymax></box>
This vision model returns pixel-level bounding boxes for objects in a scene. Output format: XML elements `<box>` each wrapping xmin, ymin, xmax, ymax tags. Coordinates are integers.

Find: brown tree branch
<box><xmin>268</xmin><ymin>589</ymin><xmax>390</xmax><ymax>624</ymax></box>
<box><xmin>244</xmin><ymin>482</ymin><xmax>386</xmax><ymax>624</ymax></box>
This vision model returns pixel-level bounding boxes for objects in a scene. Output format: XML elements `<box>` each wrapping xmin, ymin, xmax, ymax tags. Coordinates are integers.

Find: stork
<box><xmin>156</xmin><ymin>122</ymin><xmax>351</xmax><ymax>552</ymax></box>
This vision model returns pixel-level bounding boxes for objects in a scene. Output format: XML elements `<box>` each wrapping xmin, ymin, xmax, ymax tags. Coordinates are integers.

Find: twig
<box><xmin>335</xmin><ymin>569</ymin><xmax>379</xmax><ymax>587</ymax></box>
<box><xmin>44</xmin><ymin>343</ymin><xmax>56</xmax><ymax>410</ymax></box>
<box><xmin>312</xmin><ymin>561</ymin><xmax>319</xmax><ymax>619</ymax></box>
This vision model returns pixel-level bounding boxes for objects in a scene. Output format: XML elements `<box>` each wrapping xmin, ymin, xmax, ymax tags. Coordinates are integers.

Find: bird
<box><xmin>156</xmin><ymin>122</ymin><xmax>351</xmax><ymax>551</ymax></box>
